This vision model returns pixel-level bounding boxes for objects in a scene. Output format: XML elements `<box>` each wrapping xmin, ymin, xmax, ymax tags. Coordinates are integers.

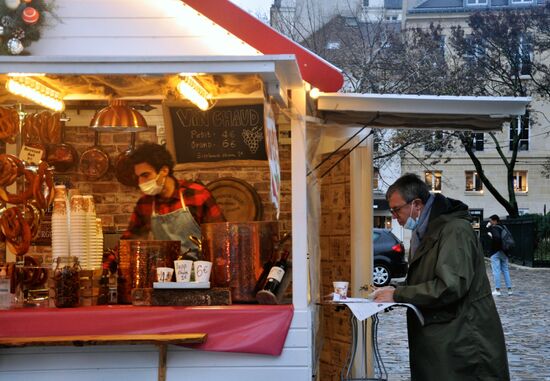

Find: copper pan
<box><xmin>114</xmin><ymin>132</ymin><xmax>137</xmax><ymax>187</ymax></box>
<box><xmin>79</xmin><ymin>131</ymin><xmax>110</xmax><ymax>180</ymax></box>
<box><xmin>46</xmin><ymin>117</ymin><xmax>78</xmax><ymax>173</ymax></box>
<box><xmin>201</xmin><ymin>221</ymin><xmax>279</xmax><ymax>303</ymax></box>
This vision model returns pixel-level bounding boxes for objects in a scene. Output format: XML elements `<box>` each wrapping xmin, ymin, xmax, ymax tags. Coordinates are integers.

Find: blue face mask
<box><xmin>404</xmin><ymin>202</ymin><xmax>418</xmax><ymax>230</ymax></box>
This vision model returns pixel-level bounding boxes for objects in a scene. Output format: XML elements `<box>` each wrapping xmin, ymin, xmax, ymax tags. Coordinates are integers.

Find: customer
<box><xmin>121</xmin><ymin>142</ymin><xmax>225</xmax><ymax>256</ymax></box>
<box><xmin>487</xmin><ymin>214</ymin><xmax>513</xmax><ymax>296</ymax></box>
<box><xmin>373</xmin><ymin>173</ymin><xmax>509</xmax><ymax>381</ymax></box>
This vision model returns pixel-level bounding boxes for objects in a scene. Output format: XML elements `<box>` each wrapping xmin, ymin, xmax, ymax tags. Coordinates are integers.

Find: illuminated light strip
<box><xmin>177</xmin><ymin>76</ymin><xmax>210</xmax><ymax>111</ymax></box>
<box><xmin>6</xmin><ymin>76</ymin><xmax>65</xmax><ymax>112</ymax></box>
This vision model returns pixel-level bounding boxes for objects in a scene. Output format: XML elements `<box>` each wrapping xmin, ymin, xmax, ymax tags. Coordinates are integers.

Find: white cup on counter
<box><xmin>333</xmin><ymin>281</ymin><xmax>349</xmax><ymax>301</ymax></box>
<box><xmin>193</xmin><ymin>261</ymin><xmax>212</xmax><ymax>283</ymax></box>
<box><xmin>174</xmin><ymin>260</ymin><xmax>193</xmax><ymax>282</ymax></box>
<box><xmin>156</xmin><ymin>267</ymin><xmax>174</xmax><ymax>283</ymax></box>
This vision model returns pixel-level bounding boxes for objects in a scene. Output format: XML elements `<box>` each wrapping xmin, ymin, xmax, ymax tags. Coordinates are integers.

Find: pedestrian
<box><xmin>487</xmin><ymin>214</ymin><xmax>513</xmax><ymax>296</ymax></box>
<box><xmin>373</xmin><ymin>173</ymin><xmax>509</xmax><ymax>381</ymax></box>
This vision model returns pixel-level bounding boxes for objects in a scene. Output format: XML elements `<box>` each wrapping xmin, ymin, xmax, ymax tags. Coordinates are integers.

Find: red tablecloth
<box><xmin>0</xmin><ymin>304</ymin><xmax>294</xmax><ymax>356</ymax></box>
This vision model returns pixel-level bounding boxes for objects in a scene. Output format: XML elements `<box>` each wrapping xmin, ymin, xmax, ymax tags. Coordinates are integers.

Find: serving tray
<box><xmin>153</xmin><ymin>282</ymin><xmax>210</xmax><ymax>289</ymax></box>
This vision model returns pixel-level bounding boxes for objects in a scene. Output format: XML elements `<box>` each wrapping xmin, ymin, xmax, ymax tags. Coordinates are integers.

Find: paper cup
<box><xmin>174</xmin><ymin>260</ymin><xmax>193</xmax><ymax>282</ymax></box>
<box><xmin>333</xmin><ymin>281</ymin><xmax>349</xmax><ymax>301</ymax></box>
<box><xmin>193</xmin><ymin>261</ymin><xmax>212</xmax><ymax>282</ymax></box>
<box><xmin>156</xmin><ymin>267</ymin><xmax>174</xmax><ymax>283</ymax></box>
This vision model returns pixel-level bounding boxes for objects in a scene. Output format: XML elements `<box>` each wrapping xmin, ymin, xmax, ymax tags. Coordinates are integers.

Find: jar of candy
<box><xmin>53</xmin><ymin>257</ymin><xmax>80</xmax><ymax>308</ymax></box>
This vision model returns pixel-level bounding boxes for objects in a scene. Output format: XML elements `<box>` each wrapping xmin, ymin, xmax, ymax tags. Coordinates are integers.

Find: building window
<box><xmin>373</xmin><ymin>167</ymin><xmax>380</xmax><ymax>190</ymax></box>
<box><xmin>424</xmin><ymin>131</ymin><xmax>444</xmax><ymax>152</ymax></box>
<box><xmin>517</xmin><ymin>35</ymin><xmax>533</xmax><ymax>76</ymax></box>
<box><xmin>425</xmin><ymin>171</ymin><xmax>442</xmax><ymax>192</ymax></box>
<box><xmin>344</xmin><ymin>17</ymin><xmax>358</xmax><ymax>27</ymax></box>
<box><xmin>465</xmin><ymin>171</ymin><xmax>483</xmax><ymax>192</ymax></box>
<box><xmin>509</xmin><ymin>114</ymin><xmax>529</xmax><ymax>151</ymax></box>
<box><xmin>513</xmin><ymin>170</ymin><xmax>527</xmax><ymax>192</ymax></box>
<box><xmin>464</xmin><ymin>35</ymin><xmax>485</xmax><ymax>64</ymax></box>
<box><xmin>466</xmin><ymin>0</ymin><xmax>488</xmax><ymax>5</ymax></box>
<box><xmin>373</xmin><ymin>216</ymin><xmax>393</xmax><ymax>230</ymax></box>
<box><xmin>326</xmin><ymin>41</ymin><xmax>341</xmax><ymax>50</ymax></box>
<box><xmin>511</xmin><ymin>0</ymin><xmax>533</xmax><ymax>3</ymax></box>
<box><xmin>518</xmin><ymin>208</ymin><xmax>529</xmax><ymax>216</ymax></box>
<box><xmin>473</xmin><ymin>133</ymin><xmax>484</xmax><ymax>151</ymax></box>
<box><xmin>363</xmin><ymin>0</ymin><xmax>369</xmax><ymax>6</ymax></box>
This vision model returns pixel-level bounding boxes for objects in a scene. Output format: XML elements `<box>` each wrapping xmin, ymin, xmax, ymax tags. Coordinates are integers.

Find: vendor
<box><xmin>120</xmin><ymin>142</ymin><xmax>225</xmax><ymax>256</ymax></box>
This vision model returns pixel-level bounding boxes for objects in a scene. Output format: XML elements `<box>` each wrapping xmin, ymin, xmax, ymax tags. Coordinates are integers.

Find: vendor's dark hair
<box><xmin>386</xmin><ymin>173</ymin><xmax>431</xmax><ymax>204</ymax></box>
<box><xmin>129</xmin><ymin>142</ymin><xmax>175</xmax><ymax>175</ymax></box>
<box><xmin>489</xmin><ymin>214</ymin><xmax>500</xmax><ymax>222</ymax></box>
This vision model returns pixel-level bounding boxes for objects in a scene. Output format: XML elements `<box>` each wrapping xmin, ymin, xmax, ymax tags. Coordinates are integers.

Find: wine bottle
<box><xmin>262</xmin><ymin>250</ymin><xmax>290</xmax><ymax>295</ymax></box>
<box><xmin>97</xmin><ymin>269</ymin><xmax>110</xmax><ymax>305</ymax></box>
<box><xmin>253</xmin><ymin>252</ymin><xmax>277</xmax><ymax>294</ymax></box>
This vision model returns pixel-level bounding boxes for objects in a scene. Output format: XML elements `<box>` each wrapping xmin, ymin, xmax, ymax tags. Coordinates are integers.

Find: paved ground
<box><xmin>374</xmin><ymin>260</ymin><xmax>550</xmax><ymax>381</ymax></box>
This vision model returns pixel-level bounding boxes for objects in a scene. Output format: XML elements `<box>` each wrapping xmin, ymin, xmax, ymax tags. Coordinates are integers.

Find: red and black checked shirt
<box><xmin>121</xmin><ymin>179</ymin><xmax>225</xmax><ymax>239</ymax></box>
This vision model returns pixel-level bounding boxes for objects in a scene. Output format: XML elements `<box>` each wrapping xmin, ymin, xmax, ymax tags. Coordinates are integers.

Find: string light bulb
<box><xmin>309</xmin><ymin>87</ymin><xmax>320</xmax><ymax>99</ymax></box>
<box><xmin>6</xmin><ymin>75</ymin><xmax>65</xmax><ymax>112</ymax></box>
<box><xmin>177</xmin><ymin>75</ymin><xmax>210</xmax><ymax>111</ymax></box>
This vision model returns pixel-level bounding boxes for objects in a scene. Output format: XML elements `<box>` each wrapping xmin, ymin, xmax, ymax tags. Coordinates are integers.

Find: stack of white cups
<box><xmin>69</xmin><ymin>195</ymin><xmax>88</xmax><ymax>268</ymax></box>
<box><xmin>83</xmin><ymin>195</ymin><xmax>98</xmax><ymax>269</ymax></box>
<box><xmin>86</xmin><ymin>215</ymin><xmax>103</xmax><ymax>270</ymax></box>
<box><xmin>51</xmin><ymin>196</ymin><xmax>69</xmax><ymax>267</ymax></box>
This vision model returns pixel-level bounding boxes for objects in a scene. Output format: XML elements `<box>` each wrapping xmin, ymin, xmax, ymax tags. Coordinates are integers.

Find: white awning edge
<box><xmin>317</xmin><ymin>93</ymin><xmax>531</xmax><ymax>131</ymax></box>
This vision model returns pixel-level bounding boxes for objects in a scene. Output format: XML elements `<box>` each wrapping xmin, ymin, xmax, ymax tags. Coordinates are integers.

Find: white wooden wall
<box><xmin>30</xmin><ymin>0</ymin><xmax>260</xmax><ymax>56</ymax></box>
<box><xmin>0</xmin><ymin>308</ymin><xmax>312</xmax><ymax>381</ymax></box>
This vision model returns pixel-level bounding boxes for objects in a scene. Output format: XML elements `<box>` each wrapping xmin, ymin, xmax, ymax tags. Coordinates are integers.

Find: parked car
<box><xmin>372</xmin><ymin>228</ymin><xmax>408</xmax><ymax>287</ymax></box>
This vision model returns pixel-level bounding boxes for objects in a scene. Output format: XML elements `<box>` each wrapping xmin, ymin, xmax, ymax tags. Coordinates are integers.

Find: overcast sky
<box><xmin>230</xmin><ymin>0</ymin><xmax>273</xmax><ymax>19</ymax></box>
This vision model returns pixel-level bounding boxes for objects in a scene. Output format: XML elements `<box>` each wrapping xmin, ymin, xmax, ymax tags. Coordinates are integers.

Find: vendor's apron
<box><xmin>151</xmin><ymin>191</ymin><xmax>201</xmax><ymax>257</ymax></box>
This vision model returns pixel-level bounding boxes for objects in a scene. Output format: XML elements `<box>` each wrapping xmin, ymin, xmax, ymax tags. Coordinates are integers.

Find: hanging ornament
<box><xmin>12</xmin><ymin>27</ymin><xmax>25</xmax><ymax>39</ymax></box>
<box><xmin>23</xmin><ymin>0</ymin><xmax>32</xmax><ymax>3</ymax></box>
<box><xmin>1</xmin><ymin>16</ymin><xmax>15</xmax><ymax>28</ymax></box>
<box><xmin>22</xmin><ymin>7</ymin><xmax>40</xmax><ymax>24</ymax></box>
<box><xmin>7</xmin><ymin>38</ymin><xmax>23</xmax><ymax>55</ymax></box>
<box><xmin>0</xmin><ymin>26</ymin><xmax>4</xmax><ymax>36</ymax></box>
<box><xmin>4</xmin><ymin>0</ymin><xmax>20</xmax><ymax>10</ymax></box>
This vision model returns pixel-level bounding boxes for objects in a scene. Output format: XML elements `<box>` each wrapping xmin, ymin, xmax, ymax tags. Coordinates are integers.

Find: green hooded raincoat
<box><xmin>393</xmin><ymin>194</ymin><xmax>509</xmax><ymax>381</ymax></box>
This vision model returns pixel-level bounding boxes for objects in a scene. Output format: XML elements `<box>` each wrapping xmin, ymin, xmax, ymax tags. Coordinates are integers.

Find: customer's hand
<box><xmin>372</xmin><ymin>286</ymin><xmax>395</xmax><ymax>303</ymax></box>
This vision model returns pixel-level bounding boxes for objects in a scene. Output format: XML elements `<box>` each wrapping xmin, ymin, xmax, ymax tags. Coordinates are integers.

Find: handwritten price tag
<box><xmin>19</xmin><ymin>145</ymin><xmax>44</xmax><ymax>165</ymax></box>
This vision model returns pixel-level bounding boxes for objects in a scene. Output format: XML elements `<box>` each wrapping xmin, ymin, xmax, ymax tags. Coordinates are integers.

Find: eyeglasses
<box><xmin>389</xmin><ymin>201</ymin><xmax>412</xmax><ymax>215</ymax></box>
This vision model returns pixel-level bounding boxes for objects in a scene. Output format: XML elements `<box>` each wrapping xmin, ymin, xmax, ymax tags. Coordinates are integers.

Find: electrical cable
<box><xmin>319</xmin><ymin>129</ymin><xmax>375</xmax><ymax>179</ymax></box>
<box><xmin>307</xmin><ymin>126</ymin><xmax>366</xmax><ymax>177</ymax></box>
<box><xmin>307</xmin><ymin>113</ymin><xmax>380</xmax><ymax>177</ymax></box>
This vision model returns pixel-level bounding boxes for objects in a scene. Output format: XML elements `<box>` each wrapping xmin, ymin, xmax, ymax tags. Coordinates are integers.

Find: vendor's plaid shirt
<box><xmin>121</xmin><ymin>179</ymin><xmax>225</xmax><ymax>240</ymax></box>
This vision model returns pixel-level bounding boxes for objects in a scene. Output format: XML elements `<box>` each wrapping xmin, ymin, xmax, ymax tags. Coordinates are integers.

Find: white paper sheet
<box><xmin>336</xmin><ymin>299</ymin><xmax>424</xmax><ymax>325</ymax></box>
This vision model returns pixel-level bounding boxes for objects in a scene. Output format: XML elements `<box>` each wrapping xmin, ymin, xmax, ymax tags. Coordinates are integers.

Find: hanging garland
<box><xmin>0</xmin><ymin>0</ymin><xmax>54</xmax><ymax>55</ymax></box>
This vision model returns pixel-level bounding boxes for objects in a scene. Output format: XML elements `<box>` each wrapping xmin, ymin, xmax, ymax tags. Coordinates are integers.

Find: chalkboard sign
<box><xmin>163</xmin><ymin>102</ymin><xmax>267</xmax><ymax>163</ymax></box>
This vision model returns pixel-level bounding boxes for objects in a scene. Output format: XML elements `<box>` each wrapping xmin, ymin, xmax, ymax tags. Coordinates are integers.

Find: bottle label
<box><xmin>267</xmin><ymin>266</ymin><xmax>285</xmax><ymax>283</ymax></box>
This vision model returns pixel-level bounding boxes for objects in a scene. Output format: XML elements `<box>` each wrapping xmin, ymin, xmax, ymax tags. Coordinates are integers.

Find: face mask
<box><xmin>139</xmin><ymin>173</ymin><xmax>165</xmax><ymax>196</ymax></box>
<box><xmin>404</xmin><ymin>202</ymin><xmax>418</xmax><ymax>230</ymax></box>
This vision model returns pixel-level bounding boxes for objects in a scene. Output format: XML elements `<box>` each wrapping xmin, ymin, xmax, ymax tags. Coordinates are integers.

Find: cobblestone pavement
<box><xmin>375</xmin><ymin>261</ymin><xmax>550</xmax><ymax>381</ymax></box>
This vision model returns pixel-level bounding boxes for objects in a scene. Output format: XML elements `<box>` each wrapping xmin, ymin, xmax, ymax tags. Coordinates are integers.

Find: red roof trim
<box><xmin>182</xmin><ymin>0</ymin><xmax>344</xmax><ymax>92</ymax></box>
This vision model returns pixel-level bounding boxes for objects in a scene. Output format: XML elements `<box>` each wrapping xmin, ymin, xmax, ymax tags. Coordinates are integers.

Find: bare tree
<box><xmin>272</xmin><ymin>3</ymin><xmax>550</xmax><ymax>217</ymax></box>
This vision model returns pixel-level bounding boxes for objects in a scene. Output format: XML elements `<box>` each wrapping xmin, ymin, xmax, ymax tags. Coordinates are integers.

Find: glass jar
<box><xmin>53</xmin><ymin>257</ymin><xmax>80</xmax><ymax>308</ymax></box>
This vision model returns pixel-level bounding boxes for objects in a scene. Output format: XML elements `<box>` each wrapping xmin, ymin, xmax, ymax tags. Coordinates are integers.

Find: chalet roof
<box><xmin>411</xmin><ymin>0</ymin><xmax>544</xmax><ymax>13</ymax></box>
<box><xmin>176</xmin><ymin>1</ymin><xmax>344</xmax><ymax>92</ymax></box>
<box><xmin>385</xmin><ymin>0</ymin><xmax>404</xmax><ymax>10</ymax></box>
<box><xmin>11</xmin><ymin>0</ymin><xmax>344</xmax><ymax>92</ymax></box>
